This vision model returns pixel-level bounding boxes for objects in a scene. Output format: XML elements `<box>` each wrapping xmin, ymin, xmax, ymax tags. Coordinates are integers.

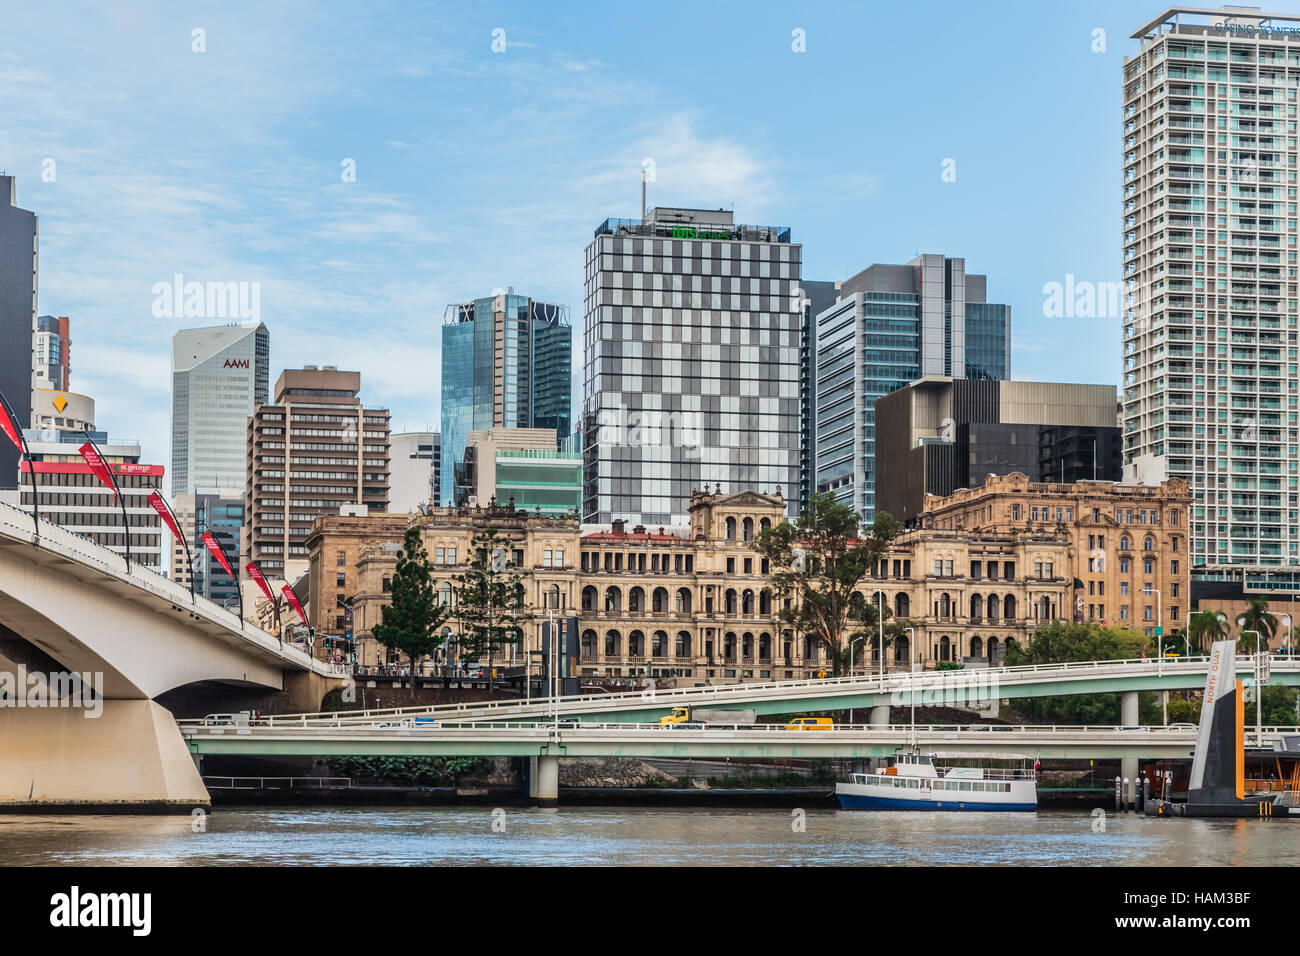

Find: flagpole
<box><xmin>150</xmin><ymin>491</ymin><xmax>195</xmax><ymax>603</ymax></box>
<box><xmin>202</xmin><ymin>531</ymin><xmax>243</xmax><ymax>628</ymax></box>
<box><xmin>81</xmin><ymin>429</ymin><xmax>130</xmax><ymax>572</ymax></box>
<box><xmin>0</xmin><ymin>388</ymin><xmax>40</xmax><ymax>543</ymax></box>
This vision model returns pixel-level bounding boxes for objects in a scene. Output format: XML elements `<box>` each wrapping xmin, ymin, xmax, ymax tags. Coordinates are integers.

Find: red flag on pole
<box><xmin>281</xmin><ymin>584</ymin><xmax>308</xmax><ymax>626</ymax></box>
<box><xmin>78</xmin><ymin>442</ymin><xmax>119</xmax><ymax>502</ymax></box>
<box><xmin>147</xmin><ymin>491</ymin><xmax>184</xmax><ymax>545</ymax></box>
<box><xmin>202</xmin><ymin>530</ymin><xmax>236</xmax><ymax>580</ymax></box>
<box><xmin>245</xmin><ymin>562</ymin><xmax>275</xmax><ymax>605</ymax></box>
<box><xmin>0</xmin><ymin>400</ymin><xmax>22</xmax><ymax>452</ymax></box>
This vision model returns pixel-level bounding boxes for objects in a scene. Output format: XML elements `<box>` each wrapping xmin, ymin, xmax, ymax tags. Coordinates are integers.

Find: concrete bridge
<box><xmin>0</xmin><ymin>501</ymin><xmax>346</xmax><ymax>810</ymax></box>
<box><xmin>264</xmin><ymin>654</ymin><xmax>1300</xmax><ymax>726</ymax></box>
<box><xmin>180</xmin><ymin>720</ymin><xmax>1300</xmax><ymax>801</ymax></box>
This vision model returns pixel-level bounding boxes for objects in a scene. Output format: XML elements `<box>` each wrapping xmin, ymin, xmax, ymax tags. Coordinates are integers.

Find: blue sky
<box><xmin>3</xmin><ymin>0</ymin><xmax>1270</xmax><ymax>475</ymax></box>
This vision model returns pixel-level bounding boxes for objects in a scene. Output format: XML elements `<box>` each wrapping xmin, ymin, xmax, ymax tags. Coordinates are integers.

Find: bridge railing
<box><xmin>263</xmin><ymin>653</ymin><xmax>1299</xmax><ymax>725</ymax></box>
<box><xmin>0</xmin><ymin>500</ymin><xmax>331</xmax><ymax>676</ymax></box>
<box><xmin>179</xmin><ymin>720</ymin><xmax>1300</xmax><ymax>737</ymax></box>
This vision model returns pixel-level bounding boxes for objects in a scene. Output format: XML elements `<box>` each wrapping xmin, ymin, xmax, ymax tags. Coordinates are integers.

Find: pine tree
<box><xmin>452</xmin><ymin>528</ymin><xmax>533</xmax><ymax>693</ymax></box>
<box><xmin>372</xmin><ymin>527</ymin><xmax>450</xmax><ymax>698</ymax></box>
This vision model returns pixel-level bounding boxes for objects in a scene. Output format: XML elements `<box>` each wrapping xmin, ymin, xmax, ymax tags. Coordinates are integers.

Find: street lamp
<box><xmin>871</xmin><ymin>588</ymin><xmax>886</xmax><ymax>683</ymax></box>
<box><xmin>1144</xmin><ymin>585</ymin><xmax>1164</xmax><ymax>725</ymax></box>
<box><xmin>849</xmin><ymin>634</ymin><xmax>866</xmax><ymax>678</ymax></box>
<box><xmin>905</xmin><ymin>625</ymin><xmax>916</xmax><ymax>749</ymax></box>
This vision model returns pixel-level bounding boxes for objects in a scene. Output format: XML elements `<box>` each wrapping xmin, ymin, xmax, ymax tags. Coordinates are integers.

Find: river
<box><xmin>2</xmin><ymin>806</ymin><xmax>1299</xmax><ymax>865</ymax></box>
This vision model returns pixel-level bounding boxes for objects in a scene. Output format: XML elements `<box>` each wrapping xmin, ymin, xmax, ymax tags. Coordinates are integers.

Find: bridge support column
<box><xmin>869</xmin><ymin>705</ymin><xmax>890</xmax><ymax>727</ymax></box>
<box><xmin>527</xmin><ymin>755</ymin><xmax>559</xmax><ymax>804</ymax></box>
<box><xmin>0</xmin><ymin>700</ymin><xmax>209</xmax><ymax>812</ymax></box>
<box><xmin>1121</xmin><ymin>691</ymin><xmax>1139</xmax><ymax>803</ymax></box>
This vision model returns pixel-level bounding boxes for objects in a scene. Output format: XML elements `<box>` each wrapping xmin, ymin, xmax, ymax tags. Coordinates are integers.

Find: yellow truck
<box><xmin>658</xmin><ymin>706</ymin><xmax>756</xmax><ymax>727</ymax></box>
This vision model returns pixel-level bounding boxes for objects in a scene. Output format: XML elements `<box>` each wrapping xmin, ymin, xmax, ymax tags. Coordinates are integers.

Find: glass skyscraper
<box><xmin>440</xmin><ymin>291</ymin><xmax>571</xmax><ymax>506</ymax></box>
<box><xmin>1124</xmin><ymin>6</ymin><xmax>1300</xmax><ymax>567</ymax></box>
<box><xmin>171</xmin><ymin>322</ymin><xmax>269</xmax><ymax>496</ymax></box>
<box><xmin>0</xmin><ymin>175</ymin><xmax>37</xmax><ymax>491</ymax></box>
<box><xmin>813</xmin><ymin>254</ymin><xmax>1010</xmax><ymax>521</ymax></box>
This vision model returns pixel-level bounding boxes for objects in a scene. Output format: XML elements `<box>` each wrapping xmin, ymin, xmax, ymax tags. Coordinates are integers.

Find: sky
<box><xmin>5</xmin><ymin>0</ymin><xmax>1287</xmax><ymax>478</ymax></box>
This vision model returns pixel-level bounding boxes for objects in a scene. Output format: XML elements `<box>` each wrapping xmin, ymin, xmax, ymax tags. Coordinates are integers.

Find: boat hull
<box><xmin>836</xmin><ymin>791</ymin><xmax>1036</xmax><ymax>811</ymax></box>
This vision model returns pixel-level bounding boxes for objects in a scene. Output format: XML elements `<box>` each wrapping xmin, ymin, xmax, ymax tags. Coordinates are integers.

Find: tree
<box><xmin>1187</xmin><ymin>609</ymin><xmax>1228</xmax><ymax>655</ymax></box>
<box><xmin>371</xmin><ymin>527</ymin><xmax>451</xmax><ymax>698</ymax></box>
<box><xmin>1236</xmin><ymin>596</ymin><xmax>1277</xmax><ymax>653</ymax></box>
<box><xmin>1003</xmin><ymin>621</ymin><xmax>1148</xmax><ymax>724</ymax></box>
<box><xmin>756</xmin><ymin>492</ymin><xmax>901</xmax><ymax>676</ymax></box>
<box><xmin>452</xmin><ymin>528</ymin><xmax>533</xmax><ymax>693</ymax></box>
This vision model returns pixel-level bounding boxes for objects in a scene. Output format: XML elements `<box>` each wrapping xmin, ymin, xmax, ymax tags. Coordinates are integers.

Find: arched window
<box><xmin>1144</xmin><ymin>535</ymin><xmax>1155</xmax><ymax>552</ymax></box>
<box><xmin>987</xmin><ymin>594</ymin><xmax>999</xmax><ymax>622</ymax></box>
<box><xmin>1003</xmin><ymin>594</ymin><xmax>1016</xmax><ymax>621</ymax></box>
<box><xmin>759</xmin><ymin>518</ymin><xmax>771</xmax><ymax>533</ymax></box>
<box><xmin>605</xmin><ymin>586</ymin><xmax>622</xmax><ymax>613</ymax></box>
<box><xmin>438</xmin><ymin>583</ymin><xmax>454</xmax><ymax>606</ymax></box>
<box><xmin>725</xmin><ymin>589</ymin><xmax>738</xmax><ymax>614</ymax></box>
<box><xmin>582</xmin><ymin>585</ymin><xmax>598</xmax><ymax>612</ymax></box>
<box><xmin>742</xmin><ymin>632</ymin><xmax>754</xmax><ymax>661</ymax></box>
<box><xmin>970</xmin><ymin>635</ymin><xmax>983</xmax><ymax>659</ymax></box>
<box><xmin>987</xmin><ymin>636</ymin><xmax>999</xmax><ymax>661</ymax></box>
<box><xmin>939</xmin><ymin>593</ymin><xmax>951</xmax><ymax>618</ymax></box>
<box><xmin>742</xmin><ymin>589</ymin><xmax>754</xmax><ymax>614</ymax></box>
<box><xmin>759</xmin><ymin>633</ymin><xmax>771</xmax><ymax>660</ymax></box>
<box><xmin>894</xmin><ymin>634</ymin><xmax>910</xmax><ymax>663</ymax></box>
<box><xmin>546</xmin><ymin>583</ymin><xmax>561</xmax><ymax>609</ymax></box>
<box><xmin>759</xmin><ymin>589</ymin><xmax>772</xmax><ymax>615</ymax></box>
<box><xmin>742</xmin><ymin>517</ymin><xmax>754</xmax><ymax>541</ymax></box>
<box><xmin>675</xmin><ymin>631</ymin><xmax>691</xmax><ymax>658</ymax></box>
<box><xmin>652</xmin><ymin>630</ymin><xmax>668</xmax><ymax>657</ymax></box>
<box><xmin>675</xmin><ymin>588</ymin><xmax>692</xmax><ymax>613</ymax></box>
<box><xmin>628</xmin><ymin>630</ymin><xmax>644</xmax><ymax>656</ymax></box>
<box><xmin>1039</xmin><ymin>595</ymin><xmax>1052</xmax><ymax>621</ymax></box>
<box><xmin>652</xmin><ymin>587</ymin><xmax>669</xmax><ymax>613</ymax></box>
<box><xmin>724</xmin><ymin>632</ymin><xmax>737</xmax><ymax>660</ymax></box>
<box><xmin>628</xmin><ymin>586</ymin><xmax>644</xmax><ymax>613</ymax></box>
<box><xmin>1120</xmin><ymin>535</ymin><xmax>1130</xmax><ymax>551</ymax></box>
<box><xmin>894</xmin><ymin>593</ymin><xmax>909</xmax><ymax>618</ymax></box>
<box><xmin>970</xmin><ymin>593</ymin><xmax>983</xmax><ymax>620</ymax></box>
<box><xmin>604</xmin><ymin>629</ymin><xmax>621</xmax><ymax>657</ymax></box>
<box><xmin>581</xmin><ymin>629</ymin><xmax>598</xmax><ymax>658</ymax></box>
<box><xmin>725</xmin><ymin>517</ymin><xmax>737</xmax><ymax>540</ymax></box>
<box><xmin>939</xmin><ymin>635</ymin><xmax>951</xmax><ymax>662</ymax></box>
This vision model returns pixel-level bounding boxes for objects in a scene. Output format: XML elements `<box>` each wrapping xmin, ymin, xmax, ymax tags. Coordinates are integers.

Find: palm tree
<box><xmin>1186</xmin><ymin>609</ymin><xmax>1228</xmax><ymax>655</ymax></box>
<box><xmin>1236</xmin><ymin>596</ymin><xmax>1277</xmax><ymax>653</ymax></box>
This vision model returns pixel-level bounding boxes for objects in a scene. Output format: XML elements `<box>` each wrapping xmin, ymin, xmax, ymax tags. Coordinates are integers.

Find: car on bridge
<box><xmin>783</xmin><ymin>717</ymin><xmax>833</xmax><ymax>731</ymax></box>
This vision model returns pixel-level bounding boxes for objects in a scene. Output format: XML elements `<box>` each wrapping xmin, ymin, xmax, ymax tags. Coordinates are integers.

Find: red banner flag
<box><xmin>245</xmin><ymin>562</ymin><xmax>275</xmax><ymax>605</ymax></box>
<box><xmin>202</xmin><ymin>530</ymin><xmax>236</xmax><ymax>580</ymax></box>
<box><xmin>147</xmin><ymin>491</ymin><xmax>184</xmax><ymax>545</ymax></box>
<box><xmin>0</xmin><ymin>399</ymin><xmax>22</xmax><ymax>452</ymax></box>
<box><xmin>78</xmin><ymin>442</ymin><xmax>118</xmax><ymax>502</ymax></box>
<box><xmin>281</xmin><ymin>584</ymin><xmax>308</xmax><ymax>626</ymax></box>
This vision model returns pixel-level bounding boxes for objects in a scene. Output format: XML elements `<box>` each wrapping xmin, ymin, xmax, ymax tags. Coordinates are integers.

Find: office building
<box><xmin>0</xmin><ymin>176</ymin><xmax>37</xmax><ymax>491</ymax></box>
<box><xmin>13</xmin><ymin>429</ymin><xmax>165</xmax><ymax>569</ymax></box>
<box><xmin>171</xmin><ymin>322</ymin><xmax>269</xmax><ymax>497</ymax></box>
<box><xmin>389</xmin><ymin>431</ymin><xmax>441</xmax><ymax>513</ymax></box>
<box><xmin>583</xmin><ymin>206</ymin><xmax>802</xmax><ymax>526</ymax></box>
<box><xmin>244</xmin><ymin>365</ymin><xmax>390</xmax><ymax>579</ymax></box>
<box><xmin>29</xmin><ymin>387</ymin><xmax>94</xmax><ymax>434</ymax></box>
<box><xmin>875</xmin><ymin>377</ymin><xmax>1122</xmax><ymax>523</ymax></box>
<box><xmin>440</xmin><ymin>290</ymin><xmax>571</xmax><ymax>506</ymax></box>
<box><xmin>455</xmin><ymin>426</ymin><xmax>582</xmax><ymax>516</ymax></box>
<box><xmin>169</xmin><ymin>487</ymin><xmax>245</xmax><ymax>605</ymax></box>
<box><xmin>813</xmin><ymin>254</ymin><xmax>1011</xmax><ymax>521</ymax></box>
<box><xmin>1124</xmin><ymin>6</ymin><xmax>1300</xmax><ymax>566</ymax></box>
<box><xmin>32</xmin><ymin>315</ymin><xmax>69</xmax><ymax>392</ymax></box>
<box><xmin>797</xmin><ymin>279</ymin><xmax>841</xmax><ymax>514</ymax></box>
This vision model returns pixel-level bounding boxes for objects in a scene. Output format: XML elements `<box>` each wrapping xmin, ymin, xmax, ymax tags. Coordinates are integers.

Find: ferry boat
<box><xmin>836</xmin><ymin>752</ymin><xmax>1038</xmax><ymax>811</ymax></box>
